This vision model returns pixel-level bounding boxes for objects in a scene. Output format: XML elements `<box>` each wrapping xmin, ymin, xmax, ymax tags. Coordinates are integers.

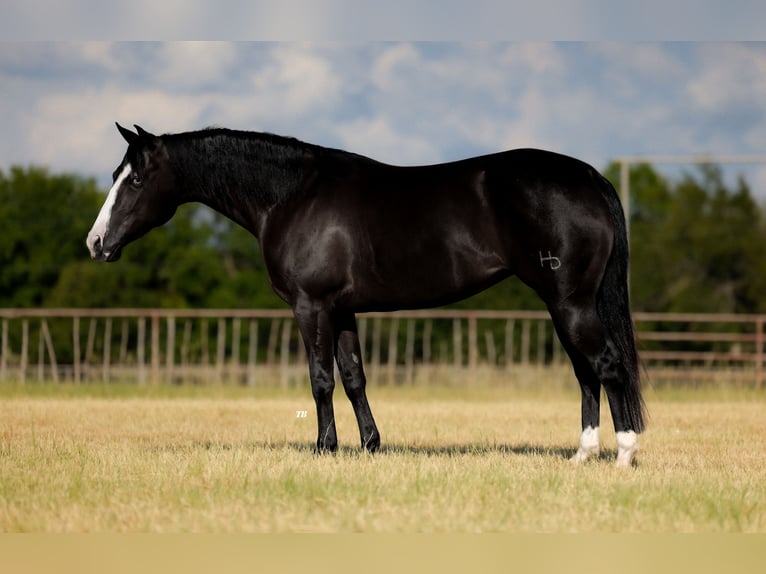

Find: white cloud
<box><xmin>688</xmin><ymin>43</ymin><xmax>766</xmax><ymax>111</ymax></box>
<box><xmin>153</xmin><ymin>42</ymin><xmax>238</xmax><ymax>88</ymax></box>
<box><xmin>75</xmin><ymin>42</ymin><xmax>120</xmax><ymax>71</ymax></box>
<box><xmin>499</xmin><ymin>43</ymin><xmax>565</xmax><ymax>74</ymax></box>
<box><xmin>249</xmin><ymin>44</ymin><xmax>342</xmax><ymax>118</ymax></box>
<box><xmin>26</xmin><ymin>87</ymin><xmax>208</xmax><ymax>171</ymax></box>
<box><xmin>370</xmin><ymin>43</ymin><xmax>420</xmax><ymax>89</ymax></box>
<box><xmin>351</xmin><ymin>43</ymin><xmax>573</xmax><ymax>160</ymax></box>
<box><xmin>3</xmin><ymin>41</ymin><xmax>766</xmax><ymax>197</ymax></box>
<box><xmin>334</xmin><ymin>116</ymin><xmax>441</xmax><ymax>165</ymax></box>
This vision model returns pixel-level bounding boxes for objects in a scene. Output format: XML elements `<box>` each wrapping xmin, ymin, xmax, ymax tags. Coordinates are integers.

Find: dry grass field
<box><xmin>0</xmin><ymin>380</ymin><xmax>764</xmax><ymax>532</ymax></box>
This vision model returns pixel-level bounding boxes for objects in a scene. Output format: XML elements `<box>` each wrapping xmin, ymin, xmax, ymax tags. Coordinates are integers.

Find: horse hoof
<box><xmin>570</xmin><ymin>447</ymin><xmax>600</xmax><ymax>464</ymax></box>
<box><xmin>362</xmin><ymin>433</ymin><xmax>380</xmax><ymax>453</ymax></box>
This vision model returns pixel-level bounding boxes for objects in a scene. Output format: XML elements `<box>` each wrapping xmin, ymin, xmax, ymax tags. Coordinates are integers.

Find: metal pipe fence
<box><xmin>0</xmin><ymin>308</ymin><xmax>764</xmax><ymax>387</ymax></box>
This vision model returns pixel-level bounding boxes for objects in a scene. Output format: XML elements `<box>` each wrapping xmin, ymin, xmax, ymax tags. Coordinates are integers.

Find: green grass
<box><xmin>0</xmin><ymin>381</ymin><xmax>764</xmax><ymax>532</ymax></box>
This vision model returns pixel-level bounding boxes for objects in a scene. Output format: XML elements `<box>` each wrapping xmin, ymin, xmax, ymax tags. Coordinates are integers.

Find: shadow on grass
<box><xmin>161</xmin><ymin>440</ymin><xmax>620</xmax><ymax>463</ymax></box>
<box><xmin>279</xmin><ymin>441</ymin><xmax>615</xmax><ymax>462</ymax></box>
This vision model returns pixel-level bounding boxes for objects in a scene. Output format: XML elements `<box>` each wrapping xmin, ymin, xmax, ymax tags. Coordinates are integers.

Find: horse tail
<box><xmin>596</xmin><ymin>175</ymin><xmax>647</xmax><ymax>433</ymax></box>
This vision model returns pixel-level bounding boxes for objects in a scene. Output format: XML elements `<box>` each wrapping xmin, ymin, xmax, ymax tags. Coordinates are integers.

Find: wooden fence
<box><xmin>0</xmin><ymin>308</ymin><xmax>764</xmax><ymax>387</ymax></box>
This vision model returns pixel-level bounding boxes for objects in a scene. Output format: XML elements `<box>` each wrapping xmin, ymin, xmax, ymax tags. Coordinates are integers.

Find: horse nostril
<box><xmin>93</xmin><ymin>236</ymin><xmax>103</xmax><ymax>256</ymax></box>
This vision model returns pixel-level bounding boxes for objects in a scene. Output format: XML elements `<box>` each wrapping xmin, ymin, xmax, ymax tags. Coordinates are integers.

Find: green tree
<box><xmin>45</xmin><ymin>205</ymin><xmax>231</xmax><ymax>308</ymax></box>
<box><xmin>0</xmin><ymin>166</ymin><xmax>103</xmax><ymax>307</ymax></box>
<box><xmin>0</xmin><ymin>165</ymin><xmax>283</xmax><ymax>310</ymax></box>
<box><xmin>605</xmin><ymin>162</ymin><xmax>674</xmax><ymax>311</ymax></box>
<box><xmin>607</xmin><ymin>161</ymin><xmax>766</xmax><ymax>314</ymax></box>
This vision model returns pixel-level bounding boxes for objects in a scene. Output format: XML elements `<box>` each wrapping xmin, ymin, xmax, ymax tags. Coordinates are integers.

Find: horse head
<box><xmin>86</xmin><ymin>123</ymin><xmax>178</xmax><ymax>261</ymax></box>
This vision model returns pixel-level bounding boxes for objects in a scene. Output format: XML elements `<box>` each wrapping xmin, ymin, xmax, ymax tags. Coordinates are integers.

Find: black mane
<box><xmin>162</xmin><ymin>128</ymin><xmax>334</xmax><ymax>208</ymax></box>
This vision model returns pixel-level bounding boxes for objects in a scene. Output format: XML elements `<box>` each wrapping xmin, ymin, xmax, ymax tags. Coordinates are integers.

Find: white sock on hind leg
<box><xmin>615</xmin><ymin>430</ymin><xmax>638</xmax><ymax>467</ymax></box>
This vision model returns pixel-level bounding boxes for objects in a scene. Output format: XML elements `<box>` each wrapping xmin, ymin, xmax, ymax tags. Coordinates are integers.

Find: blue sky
<box><xmin>2</xmin><ymin>41</ymin><xmax>766</xmax><ymax>195</ymax></box>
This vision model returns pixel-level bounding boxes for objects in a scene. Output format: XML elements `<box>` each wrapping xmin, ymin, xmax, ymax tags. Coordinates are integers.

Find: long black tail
<box><xmin>596</xmin><ymin>176</ymin><xmax>647</xmax><ymax>433</ymax></box>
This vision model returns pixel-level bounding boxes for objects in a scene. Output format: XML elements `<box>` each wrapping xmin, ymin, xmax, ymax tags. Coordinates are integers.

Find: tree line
<box><xmin>1</xmin><ymin>161</ymin><xmax>764</xmax><ymax>314</ymax></box>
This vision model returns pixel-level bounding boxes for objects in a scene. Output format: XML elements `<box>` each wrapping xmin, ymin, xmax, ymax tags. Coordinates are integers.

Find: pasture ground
<box><xmin>0</xmin><ymin>379</ymin><xmax>764</xmax><ymax>533</ymax></box>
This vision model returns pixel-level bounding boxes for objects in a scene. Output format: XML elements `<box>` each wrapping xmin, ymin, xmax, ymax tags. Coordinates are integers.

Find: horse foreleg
<box><xmin>333</xmin><ymin>311</ymin><xmax>380</xmax><ymax>452</ymax></box>
<box><xmin>293</xmin><ymin>300</ymin><xmax>338</xmax><ymax>453</ymax></box>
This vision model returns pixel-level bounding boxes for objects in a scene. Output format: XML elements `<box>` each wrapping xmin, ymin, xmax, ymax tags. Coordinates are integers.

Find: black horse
<box><xmin>87</xmin><ymin>124</ymin><xmax>646</xmax><ymax>466</ymax></box>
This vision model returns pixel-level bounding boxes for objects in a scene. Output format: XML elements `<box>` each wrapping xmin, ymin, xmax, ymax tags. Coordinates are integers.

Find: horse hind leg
<box><xmin>568</xmin><ymin>355</ymin><xmax>602</xmax><ymax>463</ymax></box>
<box><xmin>598</xmin><ymin>340</ymin><xmax>640</xmax><ymax>467</ymax></box>
<box><xmin>550</xmin><ymin>301</ymin><xmax>640</xmax><ymax>467</ymax></box>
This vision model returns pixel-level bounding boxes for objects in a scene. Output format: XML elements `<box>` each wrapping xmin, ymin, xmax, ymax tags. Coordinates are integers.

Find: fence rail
<box><xmin>0</xmin><ymin>308</ymin><xmax>764</xmax><ymax>387</ymax></box>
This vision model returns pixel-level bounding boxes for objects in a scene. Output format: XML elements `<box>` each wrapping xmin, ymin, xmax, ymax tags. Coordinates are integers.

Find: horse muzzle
<box><xmin>87</xmin><ymin>234</ymin><xmax>122</xmax><ymax>262</ymax></box>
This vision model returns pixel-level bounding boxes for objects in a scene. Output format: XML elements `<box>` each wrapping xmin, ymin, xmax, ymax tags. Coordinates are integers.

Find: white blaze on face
<box><xmin>86</xmin><ymin>164</ymin><xmax>131</xmax><ymax>258</ymax></box>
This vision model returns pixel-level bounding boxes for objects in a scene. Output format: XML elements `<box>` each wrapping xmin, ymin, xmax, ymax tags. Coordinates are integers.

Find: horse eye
<box><xmin>131</xmin><ymin>174</ymin><xmax>143</xmax><ymax>187</ymax></box>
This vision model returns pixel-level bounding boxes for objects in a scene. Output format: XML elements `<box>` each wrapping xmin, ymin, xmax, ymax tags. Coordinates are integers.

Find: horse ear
<box><xmin>116</xmin><ymin>122</ymin><xmax>138</xmax><ymax>145</ymax></box>
<box><xmin>134</xmin><ymin>125</ymin><xmax>157</xmax><ymax>140</ymax></box>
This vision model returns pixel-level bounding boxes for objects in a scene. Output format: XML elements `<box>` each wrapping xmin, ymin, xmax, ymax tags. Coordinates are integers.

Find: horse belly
<box><xmin>349</xmin><ymin>230</ymin><xmax>509</xmax><ymax>311</ymax></box>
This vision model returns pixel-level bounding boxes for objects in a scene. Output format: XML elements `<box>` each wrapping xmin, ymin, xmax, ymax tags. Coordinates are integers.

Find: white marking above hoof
<box><xmin>615</xmin><ymin>430</ymin><xmax>639</xmax><ymax>468</ymax></box>
<box><xmin>571</xmin><ymin>426</ymin><xmax>600</xmax><ymax>463</ymax></box>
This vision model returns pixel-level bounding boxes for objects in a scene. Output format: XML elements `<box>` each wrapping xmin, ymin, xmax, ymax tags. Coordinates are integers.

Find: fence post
<box><xmin>505</xmin><ymin>319</ymin><xmax>515</xmax><ymax>370</ymax></box>
<box><xmin>387</xmin><ymin>318</ymin><xmax>399</xmax><ymax>384</ymax></box>
<box><xmin>73</xmin><ymin>316</ymin><xmax>81</xmax><ymax>384</ymax></box>
<box><xmin>37</xmin><ymin>322</ymin><xmax>45</xmax><ymax>382</ymax></box>
<box><xmin>137</xmin><ymin>317</ymin><xmax>146</xmax><ymax>385</ymax></box>
<box><xmin>247</xmin><ymin>319</ymin><xmax>258</xmax><ymax>386</ymax></box>
<box><xmin>216</xmin><ymin>318</ymin><xmax>226</xmax><ymax>383</ymax></box>
<box><xmin>181</xmin><ymin>320</ymin><xmax>192</xmax><ymax>382</ymax></box>
<box><xmin>231</xmin><ymin>318</ymin><xmax>241</xmax><ymax>383</ymax></box>
<box><xmin>371</xmin><ymin>317</ymin><xmax>381</xmax><ymax>384</ymax></box>
<box><xmin>41</xmin><ymin>320</ymin><xmax>58</xmax><ymax>383</ymax></box>
<box><xmin>405</xmin><ymin>319</ymin><xmax>415</xmax><ymax>384</ymax></box>
<box><xmin>20</xmin><ymin>319</ymin><xmax>28</xmax><ymax>384</ymax></box>
<box><xmin>85</xmin><ymin>319</ymin><xmax>97</xmax><ymax>365</ymax></box>
<box><xmin>166</xmin><ymin>316</ymin><xmax>175</xmax><ymax>384</ymax></box>
<box><xmin>151</xmin><ymin>312</ymin><xmax>160</xmax><ymax>385</ymax></box>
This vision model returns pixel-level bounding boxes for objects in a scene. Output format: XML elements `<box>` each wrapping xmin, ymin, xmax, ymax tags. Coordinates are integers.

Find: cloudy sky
<box><xmin>3</xmin><ymin>40</ymin><xmax>766</xmax><ymax>195</ymax></box>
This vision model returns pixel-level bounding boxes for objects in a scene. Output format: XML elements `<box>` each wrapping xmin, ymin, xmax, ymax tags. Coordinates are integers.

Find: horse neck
<box><xmin>165</xmin><ymin>130</ymin><xmax>311</xmax><ymax>237</ymax></box>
